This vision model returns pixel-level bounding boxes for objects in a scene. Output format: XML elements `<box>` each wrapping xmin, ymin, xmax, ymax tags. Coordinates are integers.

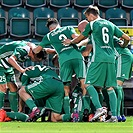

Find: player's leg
<box><xmin>19</xmin><ymin>86</ymin><xmax>41</xmax><ymax>121</ymax></box>
<box><xmin>118</xmin><ymin>53</ymin><xmax>132</xmax><ymax>122</ymax></box>
<box><xmin>73</xmin><ymin>58</ymin><xmax>90</xmax><ymax>117</ymax></box>
<box><xmin>45</xmin><ymin>79</ymin><xmax>71</xmax><ymax>122</ymax></box>
<box><xmin>85</xmin><ymin>62</ymin><xmax>107</xmax><ymax>121</ymax></box>
<box><xmin>63</xmin><ymin>83</ymin><xmax>71</xmax><ymax>114</ymax></box>
<box><xmin>6</xmin><ymin>68</ymin><xmax>18</xmax><ymax>112</ymax></box>
<box><xmin>114</xmin><ymin>82</ymin><xmax>123</xmax><ymax>121</ymax></box>
<box><xmin>60</xmin><ymin>61</ymin><xmax>73</xmax><ymax>114</ymax></box>
<box><xmin>0</xmin><ymin>67</ymin><xmax>7</xmax><ymax>110</ymax></box>
<box><xmin>6</xmin><ymin>111</ymin><xmax>29</xmax><ymax>122</ymax></box>
<box><xmin>105</xmin><ymin>63</ymin><xmax>117</xmax><ymax>122</ymax></box>
<box><xmin>7</xmin><ymin>82</ymin><xmax>18</xmax><ymax>112</ymax></box>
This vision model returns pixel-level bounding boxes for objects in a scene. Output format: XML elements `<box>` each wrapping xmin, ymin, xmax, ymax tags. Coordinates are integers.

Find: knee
<box><xmin>51</xmin><ymin>113</ymin><xmax>61</xmax><ymax>122</ymax></box>
<box><xmin>18</xmin><ymin>87</ymin><xmax>26</xmax><ymax>96</ymax></box>
<box><xmin>0</xmin><ymin>84</ymin><xmax>7</xmax><ymax>93</ymax></box>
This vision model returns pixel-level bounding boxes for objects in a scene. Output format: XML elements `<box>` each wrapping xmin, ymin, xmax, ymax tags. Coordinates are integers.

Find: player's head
<box><xmin>84</xmin><ymin>5</ymin><xmax>99</xmax><ymax>22</ymax></box>
<box><xmin>31</xmin><ymin>49</ymin><xmax>47</xmax><ymax>62</ymax></box>
<box><xmin>78</xmin><ymin>20</ymin><xmax>88</xmax><ymax>33</ymax></box>
<box><xmin>46</xmin><ymin>18</ymin><xmax>60</xmax><ymax>31</ymax></box>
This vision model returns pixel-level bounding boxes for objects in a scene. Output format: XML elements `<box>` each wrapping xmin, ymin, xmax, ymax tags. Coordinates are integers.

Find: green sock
<box><xmin>0</xmin><ymin>91</ymin><xmax>5</xmax><ymax>109</ymax></box>
<box><xmin>25</xmin><ymin>98</ymin><xmax>37</xmax><ymax>110</ymax></box>
<box><xmin>120</xmin><ymin>88</ymin><xmax>124</xmax><ymax>116</ymax></box>
<box><xmin>102</xmin><ymin>89</ymin><xmax>110</xmax><ymax>110</ymax></box>
<box><xmin>62</xmin><ymin>114</ymin><xmax>71</xmax><ymax>122</ymax></box>
<box><xmin>6</xmin><ymin>112</ymin><xmax>29</xmax><ymax>122</ymax></box>
<box><xmin>86</xmin><ymin>85</ymin><xmax>102</xmax><ymax>109</ymax></box>
<box><xmin>82</xmin><ymin>95</ymin><xmax>90</xmax><ymax>112</ymax></box>
<box><xmin>9</xmin><ymin>92</ymin><xmax>18</xmax><ymax>112</ymax></box>
<box><xmin>63</xmin><ymin>96</ymin><xmax>70</xmax><ymax>114</ymax></box>
<box><xmin>107</xmin><ymin>89</ymin><xmax>117</xmax><ymax>116</ymax></box>
<box><xmin>98</xmin><ymin>92</ymin><xmax>104</xmax><ymax>106</ymax></box>
<box><xmin>115</xmin><ymin>86</ymin><xmax>122</xmax><ymax>116</ymax></box>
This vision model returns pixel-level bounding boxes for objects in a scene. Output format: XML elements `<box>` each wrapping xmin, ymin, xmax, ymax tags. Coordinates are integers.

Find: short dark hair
<box><xmin>35</xmin><ymin>50</ymin><xmax>47</xmax><ymax>60</ymax></box>
<box><xmin>46</xmin><ymin>18</ymin><xmax>59</xmax><ymax>28</ymax></box>
<box><xmin>84</xmin><ymin>5</ymin><xmax>99</xmax><ymax>16</ymax></box>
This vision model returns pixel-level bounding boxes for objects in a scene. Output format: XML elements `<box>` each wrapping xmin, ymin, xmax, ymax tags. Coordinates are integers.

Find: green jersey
<box><xmin>40</xmin><ymin>26</ymin><xmax>83</xmax><ymax>65</ymax></box>
<box><xmin>21</xmin><ymin>65</ymin><xmax>60</xmax><ymax>86</ymax></box>
<box><xmin>0</xmin><ymin>41</ymin><xmax>31</xmax><ymax>69</ymax></box>
<box><xmin>82</xmin><ymin>17</ymin><xmax>124</xmax><ymax>63</ymax></box>
<box><xmin>113</xmin><ymin>36</ymin><xmax>132</xmax><ymax>57</ymax></box>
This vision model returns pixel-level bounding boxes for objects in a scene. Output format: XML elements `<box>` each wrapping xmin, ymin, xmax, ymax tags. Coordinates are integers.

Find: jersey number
<box><xmin>102</xmin><ymin>27</ymin><xmax>109</xmax><ymax>44</ymax></box>
<box><xmin>0</xmin><ymin>76</ymin><xmax>6</xmax><ymax>83</ymax></box>
<box><xmin>59</xmin><ymin>34</ymin><xmax>67</xmax><ymax>41</ymax></box>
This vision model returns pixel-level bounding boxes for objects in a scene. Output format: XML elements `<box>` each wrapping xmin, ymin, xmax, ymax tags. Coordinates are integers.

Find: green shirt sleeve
<box><xmin>114</xmin><ymin>25</ymin><xmax>124</xmax><ymax>38</ymax></box>
<box><xmin>40</xmin><ymin>34</ymin><xmax>50</xmax><ymax>48</ymax></box>
<box><xmin>68</xmin><ymin>26</ymin><xmax>77</xmax><ymax>36</ymax></box>
<box><xmin>82</xmin><ymin>24</ymin><xmax>91</xmax><ymax>37</ymax></box>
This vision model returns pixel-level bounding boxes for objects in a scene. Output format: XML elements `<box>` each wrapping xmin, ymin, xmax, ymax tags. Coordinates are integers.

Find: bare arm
<box><xmin>33</xmin><ymin>46</ymin><xmax>43</xmax><ymax>54</ymax></box>
<box><xmin>44</xmin><ymin>48</ymin><xmax>56</xmax><ymax>54</ymax></box>
<box><xmin>8</xmin><ymin>56</ymin><xmax>25</xmax><ymax>73</ymax></box>
<box><xmin>121</xmin><ymin>33</ymin><xmax>130</xmax><ymax>47</ymax></box>
<box><xmin>82</xmin><ymin>45</ymin><xmax>93</xmax><ymax>57</ymax></box>
<box><xmin>63</xmin><ymin>34</ymin><xmax>86</xmax><ymax>45</ymax></box>
<box><xmin>77</xmin><ymin>38</ymin><xmax>89</xmax><ymax>47</ymax></box>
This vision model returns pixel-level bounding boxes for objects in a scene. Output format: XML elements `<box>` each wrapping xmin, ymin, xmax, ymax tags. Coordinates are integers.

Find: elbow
<box><xmin>8</xmin><ymin>58</ymin><xmax>11</xmax><ymax>64</ymax></box>
<box><xmin>127</xmin><ymin>36</ymin><xmax>130</xmax><ymax>41</ymax></box>
<box><xmin>8</xmin><ymin>57</ymin><xmax>13</xmax><ymax>64</ymax></box>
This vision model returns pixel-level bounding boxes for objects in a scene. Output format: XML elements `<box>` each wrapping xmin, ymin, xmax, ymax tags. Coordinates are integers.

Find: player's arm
<box><xmin>121</xmin><ymin>33</ymin><xmax>130</xmax><ymax>47</ymax></box>
<box><xmin>63</xmin><ymin>34</ymin><xmax>86</xmax><ymax>45</ymax></box>
<box><xmin>33</xmin><ymin>35</ymin><xmax>51</xmax><ymax>54</ymax></box>
<box><xmin>82</xmin><ymin>44</ymin><xmax>93</xmax><ymax>57</ymax></box>
<box><xmin>114</xmin><ymin>25</ymin><xmax>130</xmax><ymax>47</ymax></box>
<box><xmin>8</xmin><ymin>55</ymin><xmax>25</xmax><ymax>73</ymax></box>
<box><xmin>77</xmin><ymin>38</ymin><xmax>89</xmax><ymax>47</ymax></box>
<box><xmin>44</xmin><ymin>48</ymin><xmax>56</xmax><ymax>54</ymax></box>
<box><xmin>63</xmin><ymin>24</ymin><xmax>90</xmax><ymax>45</ymax></box>
<box><xmin>33</xmin><ymin>45</ymin><xmax>43</xmax><ymax>54</ymax></box>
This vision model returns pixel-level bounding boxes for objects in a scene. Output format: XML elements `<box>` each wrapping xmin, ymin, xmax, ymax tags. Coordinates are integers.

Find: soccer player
<box><xmin>63</xmin><ymin>5</ymin><xmax>130</xmax><ymax>122</ymax></box>
<box><xmin>19</xmin><ymin>65</ymin><xmax>76</xmax><ymax>122</ymax></box>
<box><xmin>33</xmin><ymin>18</ymin><xmax>86</xmax><ymax>115</ymax></box>
<box><xmin>114</xmin><ymin>36</ymin><xmax>133</xmax><ymax>122</ymax></box>
<box><xmin>0</xmin><ymin>41</ymin><xmax>45</xmax><ymax>112</ymax></box>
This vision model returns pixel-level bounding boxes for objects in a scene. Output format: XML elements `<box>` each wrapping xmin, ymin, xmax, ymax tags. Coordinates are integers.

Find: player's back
<box><xmin>90</xmin><ymin>19</ymin><xmax>120</xmax><ymax>63</ymax></box>
<box><xmin>47</xmin><ymin>26</ymin><xmax>74</xmax><ymax>54</ymax></box>
<box><xmin>0</xmin><ymin>41</ymin><xmax>27</xmax><ymax>59</ymax></box>
<box><xmin>21</xmin><ymin>65</ymin><xmax>60</xmax><ymax>85</ymax></box>
<box><xmin>91</xmin><ymin>19</ymin><xmax>115</xmax><ymax>49</ymax></box>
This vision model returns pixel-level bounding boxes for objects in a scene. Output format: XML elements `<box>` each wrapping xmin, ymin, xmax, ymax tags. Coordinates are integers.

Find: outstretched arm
<box><xmin>33</xmin><ymin>46</ymin><xmax>43</xmax><ymax>54</ymax></box>
<box><xmin>44</xmin><ymin>48</ymin><xmax>56</xmax><ymax>54</ymax></box>
<box><xmin>63</xmin><ymin>34</ymin><xmax>85</xmax><ymax>45</ymax></box>
<box><xmin>8</xmin><ymin>56</ymin><xmax>25</xmax><ymax>73</ymax></box>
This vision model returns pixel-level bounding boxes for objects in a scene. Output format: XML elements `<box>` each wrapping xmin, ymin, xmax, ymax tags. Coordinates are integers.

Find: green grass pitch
<box><xmin>0</xmin><ymin>117</ymin><xmax>133</xmax><ymax>133</ymax></box>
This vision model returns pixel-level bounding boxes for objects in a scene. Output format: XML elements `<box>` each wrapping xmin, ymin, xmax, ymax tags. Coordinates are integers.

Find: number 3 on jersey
<box><xmin>59</xmin><ymin>34</ymin><xmax>67</xmax><ymax>41</ymax></box>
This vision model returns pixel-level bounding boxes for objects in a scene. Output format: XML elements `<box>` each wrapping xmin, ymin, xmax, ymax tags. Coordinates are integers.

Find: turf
<box><xmin>0</xmin><ymin>117</ymin><xmax>133</xmax><ymax>133</ymax></box>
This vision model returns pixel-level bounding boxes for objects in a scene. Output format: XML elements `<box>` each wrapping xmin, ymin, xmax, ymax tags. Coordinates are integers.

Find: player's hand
<box><xmin>62</xmin><ymin>39</ymin><xmax>71</xmax><ymax>46</ymax></box>
<box><xmin>23</xmin><ymin>66</ymin><xmax>34</xmax><ymax>73</ymax></box>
